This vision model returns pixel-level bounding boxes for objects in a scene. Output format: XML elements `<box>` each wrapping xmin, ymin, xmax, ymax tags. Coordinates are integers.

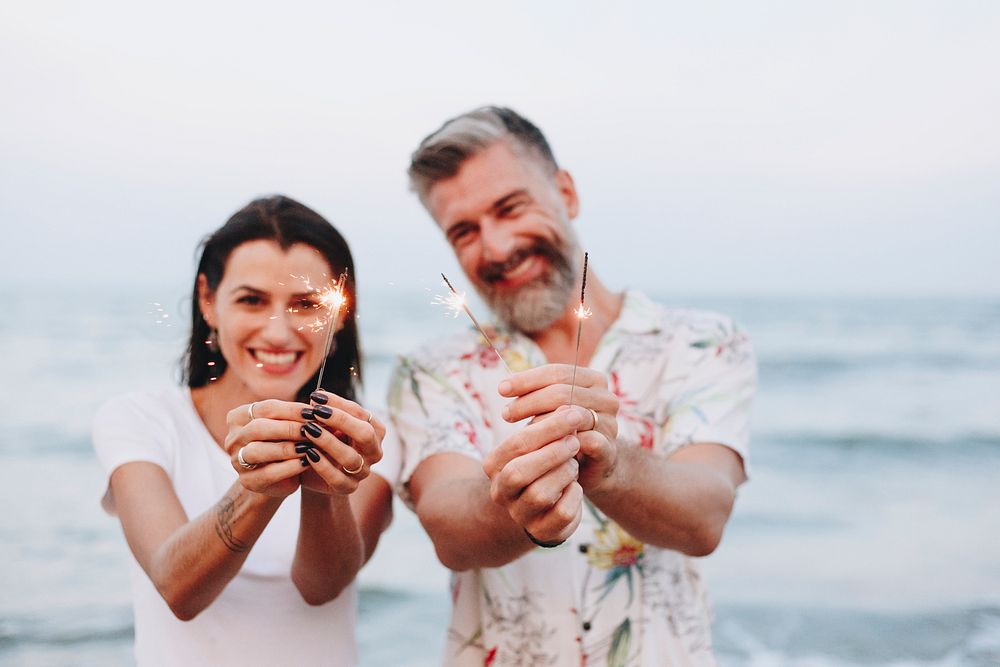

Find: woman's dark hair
<box><xmin>183</xmin><ymin>195</ymin><xmax>361</xmax><ymax>403</ymax></box>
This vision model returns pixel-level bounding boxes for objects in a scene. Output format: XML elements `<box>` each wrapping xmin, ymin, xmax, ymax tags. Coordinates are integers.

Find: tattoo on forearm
<box><xmin>214</xmin><ymin>493</ymin><xmax>251</xmax><ymax>553</ymax></box>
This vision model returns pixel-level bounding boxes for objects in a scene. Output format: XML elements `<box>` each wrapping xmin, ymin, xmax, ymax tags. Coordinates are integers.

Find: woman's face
<box><xmin>200</xmin><ymin>239</ymin><xmax>341</xmax><ymax>402</ymax></box>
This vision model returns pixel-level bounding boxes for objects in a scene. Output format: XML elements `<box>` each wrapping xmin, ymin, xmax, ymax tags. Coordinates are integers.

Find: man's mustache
<box><xmin>478</xmin><ymin>241</ymin><xmax>566</xmax><ymax>284</ymax></box>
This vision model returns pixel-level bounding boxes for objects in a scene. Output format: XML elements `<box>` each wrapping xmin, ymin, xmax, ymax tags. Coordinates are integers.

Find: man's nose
<box><xmin>480</xmin><ymin>220</ymin><xmax>517</xmax><ymax>263</ymax></box>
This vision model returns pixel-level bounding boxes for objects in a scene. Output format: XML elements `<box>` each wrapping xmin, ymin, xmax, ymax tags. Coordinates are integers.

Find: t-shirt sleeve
<box><xmin>387</xmin><ymin>354</ymin><xmax>488</xmax><ymax>508</ymax></box>
<box><xmin>92</xmin><ymin>392</ymin><xmax>175</xmax><ymax>515</ymax></box>
<box><xmin>661</xmin><ymin>315</ymin><xmax>757</xmax><ymax>469</ymax></box>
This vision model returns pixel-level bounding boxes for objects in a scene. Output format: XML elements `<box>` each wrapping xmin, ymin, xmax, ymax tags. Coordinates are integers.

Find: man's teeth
<box><xmin>503</xmin><ymin>255</ymin><xmax>534</xmax><ymax>280</ymax></box>
<box><xmin>254</xmin><ymin>350</ymin><xmax>297</xmax><ymax>365</ymax></box>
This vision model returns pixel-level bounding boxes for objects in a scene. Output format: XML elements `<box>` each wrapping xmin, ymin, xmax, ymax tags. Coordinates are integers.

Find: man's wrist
<box><xmin>523</xmin><ymin>528</ymin><xmax>565</xmax><ymax>549</ymax></box>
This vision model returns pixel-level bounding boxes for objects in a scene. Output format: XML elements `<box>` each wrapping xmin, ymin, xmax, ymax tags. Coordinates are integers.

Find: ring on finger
<box><xmin>247</xmin><ymin>402</ymin><xmax>257</xmax><ymax>421</ymax></box>
<box><xmin>365</xmin><ymin>410</ymin><xmax>373</xmax><ymax>424</ymax></box>
<box><xmin>237</xmin><ymin>446</ymin><xmax>257</xmax><ymax>470</ymax></box>
<box><xmin>342</xmin><ymin>458</ymin><xmax>364</xmax><ymax>475</ymax></box>
<box><xmin>587</xmin><ymin>408</ymin><xmax>600</xmax><ymax>431</ymax></box>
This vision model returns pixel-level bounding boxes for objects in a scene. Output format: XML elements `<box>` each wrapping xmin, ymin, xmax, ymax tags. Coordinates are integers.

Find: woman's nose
<box><xmin>260</xmin><ymin>308</ymin><xmax>293</xmax><ymax>345</ymax></box>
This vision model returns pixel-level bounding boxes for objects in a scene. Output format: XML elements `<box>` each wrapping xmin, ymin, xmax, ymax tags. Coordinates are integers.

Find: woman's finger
<box><xmin>237</xmin><ymin>457</ymin><xmax>306</xmax><ymax>494</ymax></box>
<box><xmin>301</xmin><ymin>446</ymin><xmax>364</xmax><ymax>494</ymax></box>
<box><xmin>299</xmin><ymin>421</ymin><xmax>367</xmax><ymax>476</ymax></box>
<box><xmin>231</xmin><ymin>440</ymin><xmax>305</xmax><ymax>472</ymax></box>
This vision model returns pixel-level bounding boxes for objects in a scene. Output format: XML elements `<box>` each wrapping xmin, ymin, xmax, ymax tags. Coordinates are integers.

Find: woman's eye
<box><xmin>296</xmin><ymin>298</ymin><xmax>319</xmax><ymax>310</ymax></box>
<box><xmin>237</xmin><ymin>295</ymin><xmax>264</xmax><ymax>306</ymax></box>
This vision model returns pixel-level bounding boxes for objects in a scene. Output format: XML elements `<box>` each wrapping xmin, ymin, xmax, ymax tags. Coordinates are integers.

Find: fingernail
<box><xmin>306</xmin><ymin>448</ymin><xmax>321</xmax><ymax>463</ymax></box>
<box><xmin>295</xmin><ymin>442</ymin><xmax>310</xmax><ymax>454</ymax></box>
<box><xmin>301</xmin><ymin>457</ymin><xmax>309</xmax><ymax>467</ymax></box>
<box><xmin>498</xmin><ymin>380</ymin><xmax>512</xmax><ymax>395</ymax></box>
<box><xmin>565</xmin><ymin>435</ymin><xmax>580</xmax><ymax>455</ymax></box>
<box><xmin>301</xmin><ymin>408</ymin><xmax>315</xmax><ymax>420</ymax></box>
<box><xmin>502</xmin><ymin>405</ymin><xmax>511</xmax><ymax>421</ymax></box>
<box><xmin>302</xmin><ymin>422</ymin><xmax>323</xmax><ymax>438</ymax></box>
<box><xmin>313</xmin><ymin>405</ymin><xmax>333</xmax><ymax>419</ymax></box>
<box><xmin>310</xmin><ymin>391</ymin><xmax>329</xmax><ymax>404</ymax></box>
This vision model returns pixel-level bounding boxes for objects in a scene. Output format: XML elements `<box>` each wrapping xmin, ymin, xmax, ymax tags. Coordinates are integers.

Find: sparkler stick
<box><xmin>568</xmin><ymin>253</ymin><xmax>591</xmax><ymax>408</ymax></box>
<box><xmin>314</xmin><ymin>269</ymin><xmax>350</xmax><ymax>392</ymax></box>
<box><xmin>439</xmin><ymin>273</ymin><xmax>512</xmax><ymax>374</ymax></box>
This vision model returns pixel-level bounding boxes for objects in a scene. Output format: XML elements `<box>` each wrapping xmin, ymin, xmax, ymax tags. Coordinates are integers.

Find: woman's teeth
<box><xmin>253</xmin><ymin>350</ymin><xmax>297</xmax><ymax>366</ymax></box>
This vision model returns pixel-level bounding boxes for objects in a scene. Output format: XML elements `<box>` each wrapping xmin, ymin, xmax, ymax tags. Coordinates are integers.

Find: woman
<box><xmin>93</xmin><ymin>195</ymin><xmax>394</xmax><ymax>665</ymax></box>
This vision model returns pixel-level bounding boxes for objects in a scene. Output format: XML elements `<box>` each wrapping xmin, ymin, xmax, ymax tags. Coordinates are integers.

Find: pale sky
<box><xmin>2</xmin><ymin>1</ymin><xmax>998</xmax><ymax>296</ymax></box>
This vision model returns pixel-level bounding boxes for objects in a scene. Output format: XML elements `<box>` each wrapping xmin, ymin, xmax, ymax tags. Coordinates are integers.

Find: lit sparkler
<box><xmin>568</xmin><ymin>253</ymin><xmax>591</xmax><ymax>408</ymax></box>
<box><xmin>438</xmin><ymin>273</ymin><xmax>512</xmax><ymax>374</ymax></box>
<box><xmin>313</xmin><ymin>269</ymin><xmax>350</xmax><ymax>392</ymax></box>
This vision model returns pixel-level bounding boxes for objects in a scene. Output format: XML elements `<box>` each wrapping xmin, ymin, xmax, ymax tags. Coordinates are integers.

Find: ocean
<box><xmin>2</xmin><ymin>286</ymin><xmax>998</xmax><ymax>666</ymax></box>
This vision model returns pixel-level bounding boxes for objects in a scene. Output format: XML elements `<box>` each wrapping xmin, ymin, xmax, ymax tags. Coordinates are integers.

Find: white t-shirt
<box><xmin>93</xmin><ymin>386</ymin><xmax>391</xmax><ymax>667</ymax></box>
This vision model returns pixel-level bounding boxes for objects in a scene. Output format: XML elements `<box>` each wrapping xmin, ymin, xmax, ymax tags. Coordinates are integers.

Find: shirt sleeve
<box><xmin>387</xmin><ymin>353</ymin><xmax>489</xmax><ymax>509</ymax></box>
<box><xmin>92</xmin><ymin>392</ymin><xmax>175</xmax><ymax>515</ymax></box>
<box><xmin>661</xmin><ymin>314</ymin><xmax>757</xmax><ymax>470</ymax></box>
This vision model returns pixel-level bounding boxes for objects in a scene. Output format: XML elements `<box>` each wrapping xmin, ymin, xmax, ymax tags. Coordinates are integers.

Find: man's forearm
<box><xmin>417</xmin><ymin>476</ymin><xmax>535</xmax><ymax>570</ymax></box>
<box><xmin>585</xmin><ymin>446</ymin><xmax>738</xmax><ymax>556</ymax></box>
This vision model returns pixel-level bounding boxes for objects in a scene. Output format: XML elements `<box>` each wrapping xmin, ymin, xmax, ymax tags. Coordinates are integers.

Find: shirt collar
<box><xmin>608</xmin><ymin>289</ymin><xmax>663</xmax><ymax>335</ymax></box>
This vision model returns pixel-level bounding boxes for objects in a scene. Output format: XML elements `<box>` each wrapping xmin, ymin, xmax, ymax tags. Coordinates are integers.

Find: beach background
<box><xmin>2</xmin><ymin>288</ymin><xmax>998</xmax><ymax>666</ymax></box>
<box><xmin>2</xmin><ymin>2</ymin><xmax>999</xmax><ymax>665</ymax></box>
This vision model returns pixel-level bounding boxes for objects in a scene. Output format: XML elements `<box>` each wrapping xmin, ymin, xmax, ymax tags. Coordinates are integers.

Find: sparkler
<box><xmin>313</xmin><ymin>269</ymin><xmax>350</xmax><ymax>392</ymax></box>
<box><xmin>568</xmin><ymin>253</ymin><xmax>591</xmax><ymax>408</ymax></box>
<box><xmin>439</xmin><ymin>273</ymin><xmax>512</xmax><ymax>374</ymax></box>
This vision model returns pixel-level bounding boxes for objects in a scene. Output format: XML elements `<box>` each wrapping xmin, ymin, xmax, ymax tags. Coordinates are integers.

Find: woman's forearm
<box><xmin>145</xmin><ymin>482</ymin><xmax>283</xmax><ymax>620</ymax></box>
<box><xmin>290</xmin><ymin>489</ymin><xmax>364</xmax><ymax>605</ymax></box>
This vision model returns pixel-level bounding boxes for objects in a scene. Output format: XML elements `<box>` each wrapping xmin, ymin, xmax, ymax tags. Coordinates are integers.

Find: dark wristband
<box><xmin>524</xmin><ymin>528</ymin><xmax>565</xmax><ymax>549</ymax></box>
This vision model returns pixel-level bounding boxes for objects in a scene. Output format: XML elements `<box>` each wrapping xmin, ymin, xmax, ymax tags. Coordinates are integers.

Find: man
<box><xmin>388</xmin><ymin>107</ymin><xmax>756</xmax><ymax>666</ymax></box>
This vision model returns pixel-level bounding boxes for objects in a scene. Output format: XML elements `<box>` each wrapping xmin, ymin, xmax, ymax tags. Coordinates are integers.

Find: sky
<box><xmin>1</xmin><ymin>1</ymin><xmax>998</xmax><ymax>297</ymax></box>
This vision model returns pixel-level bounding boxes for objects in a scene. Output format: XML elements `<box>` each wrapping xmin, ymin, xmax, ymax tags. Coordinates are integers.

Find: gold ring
<box><xmin>588</xmin><ymin>408</ymin><xmax>600</xmax><ymax>431</ymax></box>
<box><xmin>247</xmin><ymin>402</ymin><xmax>257</xmax><ymax>421</ymax></box>
<box><xmin>365</xmin><ymin>410</ymin><xmax>373</xmax><ymax>424</ymax></box>
<box><xmin>342</xmin><ymin>458</ymin><xmax>364</xmax><ymax>475</ymax></box>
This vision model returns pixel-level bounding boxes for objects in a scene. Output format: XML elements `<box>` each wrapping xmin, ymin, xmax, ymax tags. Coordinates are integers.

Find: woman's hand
<box><xmin>225</xmin><ymin>400</ymin><xmax>312</xmax><ymax>498</ymax></box>
<box><xmin>298</xmin><ymin>391</ymin><xmax>385</xmax><ymax>495</ymax></box>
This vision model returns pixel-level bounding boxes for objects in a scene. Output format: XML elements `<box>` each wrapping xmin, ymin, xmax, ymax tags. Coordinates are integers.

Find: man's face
<box><xmin>426</xmin><ymin>141</ymin><xmax>581</xmax><ymax>333</ymax></box>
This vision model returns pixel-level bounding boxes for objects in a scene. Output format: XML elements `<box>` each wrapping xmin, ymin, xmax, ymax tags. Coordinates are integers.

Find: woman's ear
<box><xmin>196</xmin><ymin>274</ymin><xmax>217</xmax><ymax>328</ymax></box>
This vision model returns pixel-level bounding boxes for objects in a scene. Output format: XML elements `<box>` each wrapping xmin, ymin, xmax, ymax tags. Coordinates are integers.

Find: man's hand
<box><xmin>498</xmin><ymin>364</ymin><xmax>621</xmax><ymax>494</ymax></box>
<box><xmin>482</xmin><ymin>408</ymin><xmax>586</xmax><ymax>545</ymax></box>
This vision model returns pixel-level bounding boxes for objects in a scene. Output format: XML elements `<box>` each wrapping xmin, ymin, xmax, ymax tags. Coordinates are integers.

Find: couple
<box><xmin>94</xmin><ymin>107</ymin><xmax>756</xmax><ymax>666</ymax></box>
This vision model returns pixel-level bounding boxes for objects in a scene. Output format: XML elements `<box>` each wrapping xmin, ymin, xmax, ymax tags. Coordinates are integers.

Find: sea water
<box><xmin>1</xmin><ymin>286</ymin><xmax>997</xmax><ymax>666</ymax></box>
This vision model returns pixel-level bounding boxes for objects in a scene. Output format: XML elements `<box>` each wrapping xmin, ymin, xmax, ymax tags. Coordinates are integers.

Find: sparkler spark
<box><xmin>313</xmin><ymin>269</ymin><xmax>350</xmax><ymax>392</ymax></box>
<box><xmin>439</xmin><ymin>273</ymin><xmax>512</xmax><ymax>374</ymax></box>
<box><xmin>568</xmin><ymin>253</ymin><xmax>590</xmax><ymax>409</ymax></box>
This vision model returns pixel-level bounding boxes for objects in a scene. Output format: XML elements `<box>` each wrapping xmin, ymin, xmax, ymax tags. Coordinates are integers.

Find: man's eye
<box><xmin>498</xmin><ymin>202</ymin><xmax>524</xmax><ymax>218</ymax></box>
<box><xmin>449</xmin><ymin>226</ymin><xmax>475</xmax><ymax>245</ymax></box>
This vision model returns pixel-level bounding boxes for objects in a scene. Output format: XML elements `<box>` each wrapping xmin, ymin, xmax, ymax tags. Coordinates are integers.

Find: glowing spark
<box><xmin>439</xmin><ymin>273</ymin><xmax>512</xmax><ymax>374</ymax></box>
<box><xmin>313</xmin><ymin>269</ymin><xmax>350</xmax><ymax>392</ymax></box>
<box><xmin>569</xmin><ymin>252</ymin><xmax>590</xmax><ymax>409</ymax></box>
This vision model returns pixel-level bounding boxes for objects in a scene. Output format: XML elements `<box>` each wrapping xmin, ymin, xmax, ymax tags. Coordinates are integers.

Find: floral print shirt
<box><xmin>388</xmin><ymin>291</ymin><xmax>756</xmax><ymax>667</ymax></box>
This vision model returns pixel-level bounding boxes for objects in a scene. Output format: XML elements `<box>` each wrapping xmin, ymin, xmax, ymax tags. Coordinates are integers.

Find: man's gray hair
<box><xmin>408</xmin><ymin>106</ymin><xmax>559</xmax><ymax>205</ymax></box>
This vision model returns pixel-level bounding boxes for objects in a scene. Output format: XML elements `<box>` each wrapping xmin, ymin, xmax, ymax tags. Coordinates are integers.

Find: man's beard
<box><xmin>475</xmin><ymin>237</ymin><xmax>579</xmax><ymax>334</ymax></box>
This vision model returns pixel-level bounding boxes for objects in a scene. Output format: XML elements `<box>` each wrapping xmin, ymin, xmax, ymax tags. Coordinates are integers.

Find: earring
<box><xmin>206</xmin><ymin>328</ymin><xmax>220</xmax><ymax>353</ymax></box>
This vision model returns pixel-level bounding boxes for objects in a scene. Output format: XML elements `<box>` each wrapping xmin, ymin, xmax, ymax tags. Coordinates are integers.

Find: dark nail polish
<box><xmin>295</xmin><ymin>442</ymin><xmax>310</xmax><ymax>454</ymax></box>
<box><xmin>313</xmin><ymin>405</ymin><xmax>333</xmax><ymax>419</ymax></box>
<box><xmin>301</xmin><ymin>408</ymin><xmax>315</xmax><ymax>420</ymax></box>
<box><xmin>306</xmin><ymin>448</ymin><xmax>321</xmax><ymax>463</ymax></box>
<box><xmin>310</xmin><ymin>391</ymin><xmax>328</xmax><ymax>404</ymax></box>
<box><xmin>302</xmin><ymin>422</ymin><xmax>323</xmax><ymax>438</ymax></box>
<box><xmin>301</xmin><ymin>457</ymin><xmax>309</xmax><ymax>467</ymax></box>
